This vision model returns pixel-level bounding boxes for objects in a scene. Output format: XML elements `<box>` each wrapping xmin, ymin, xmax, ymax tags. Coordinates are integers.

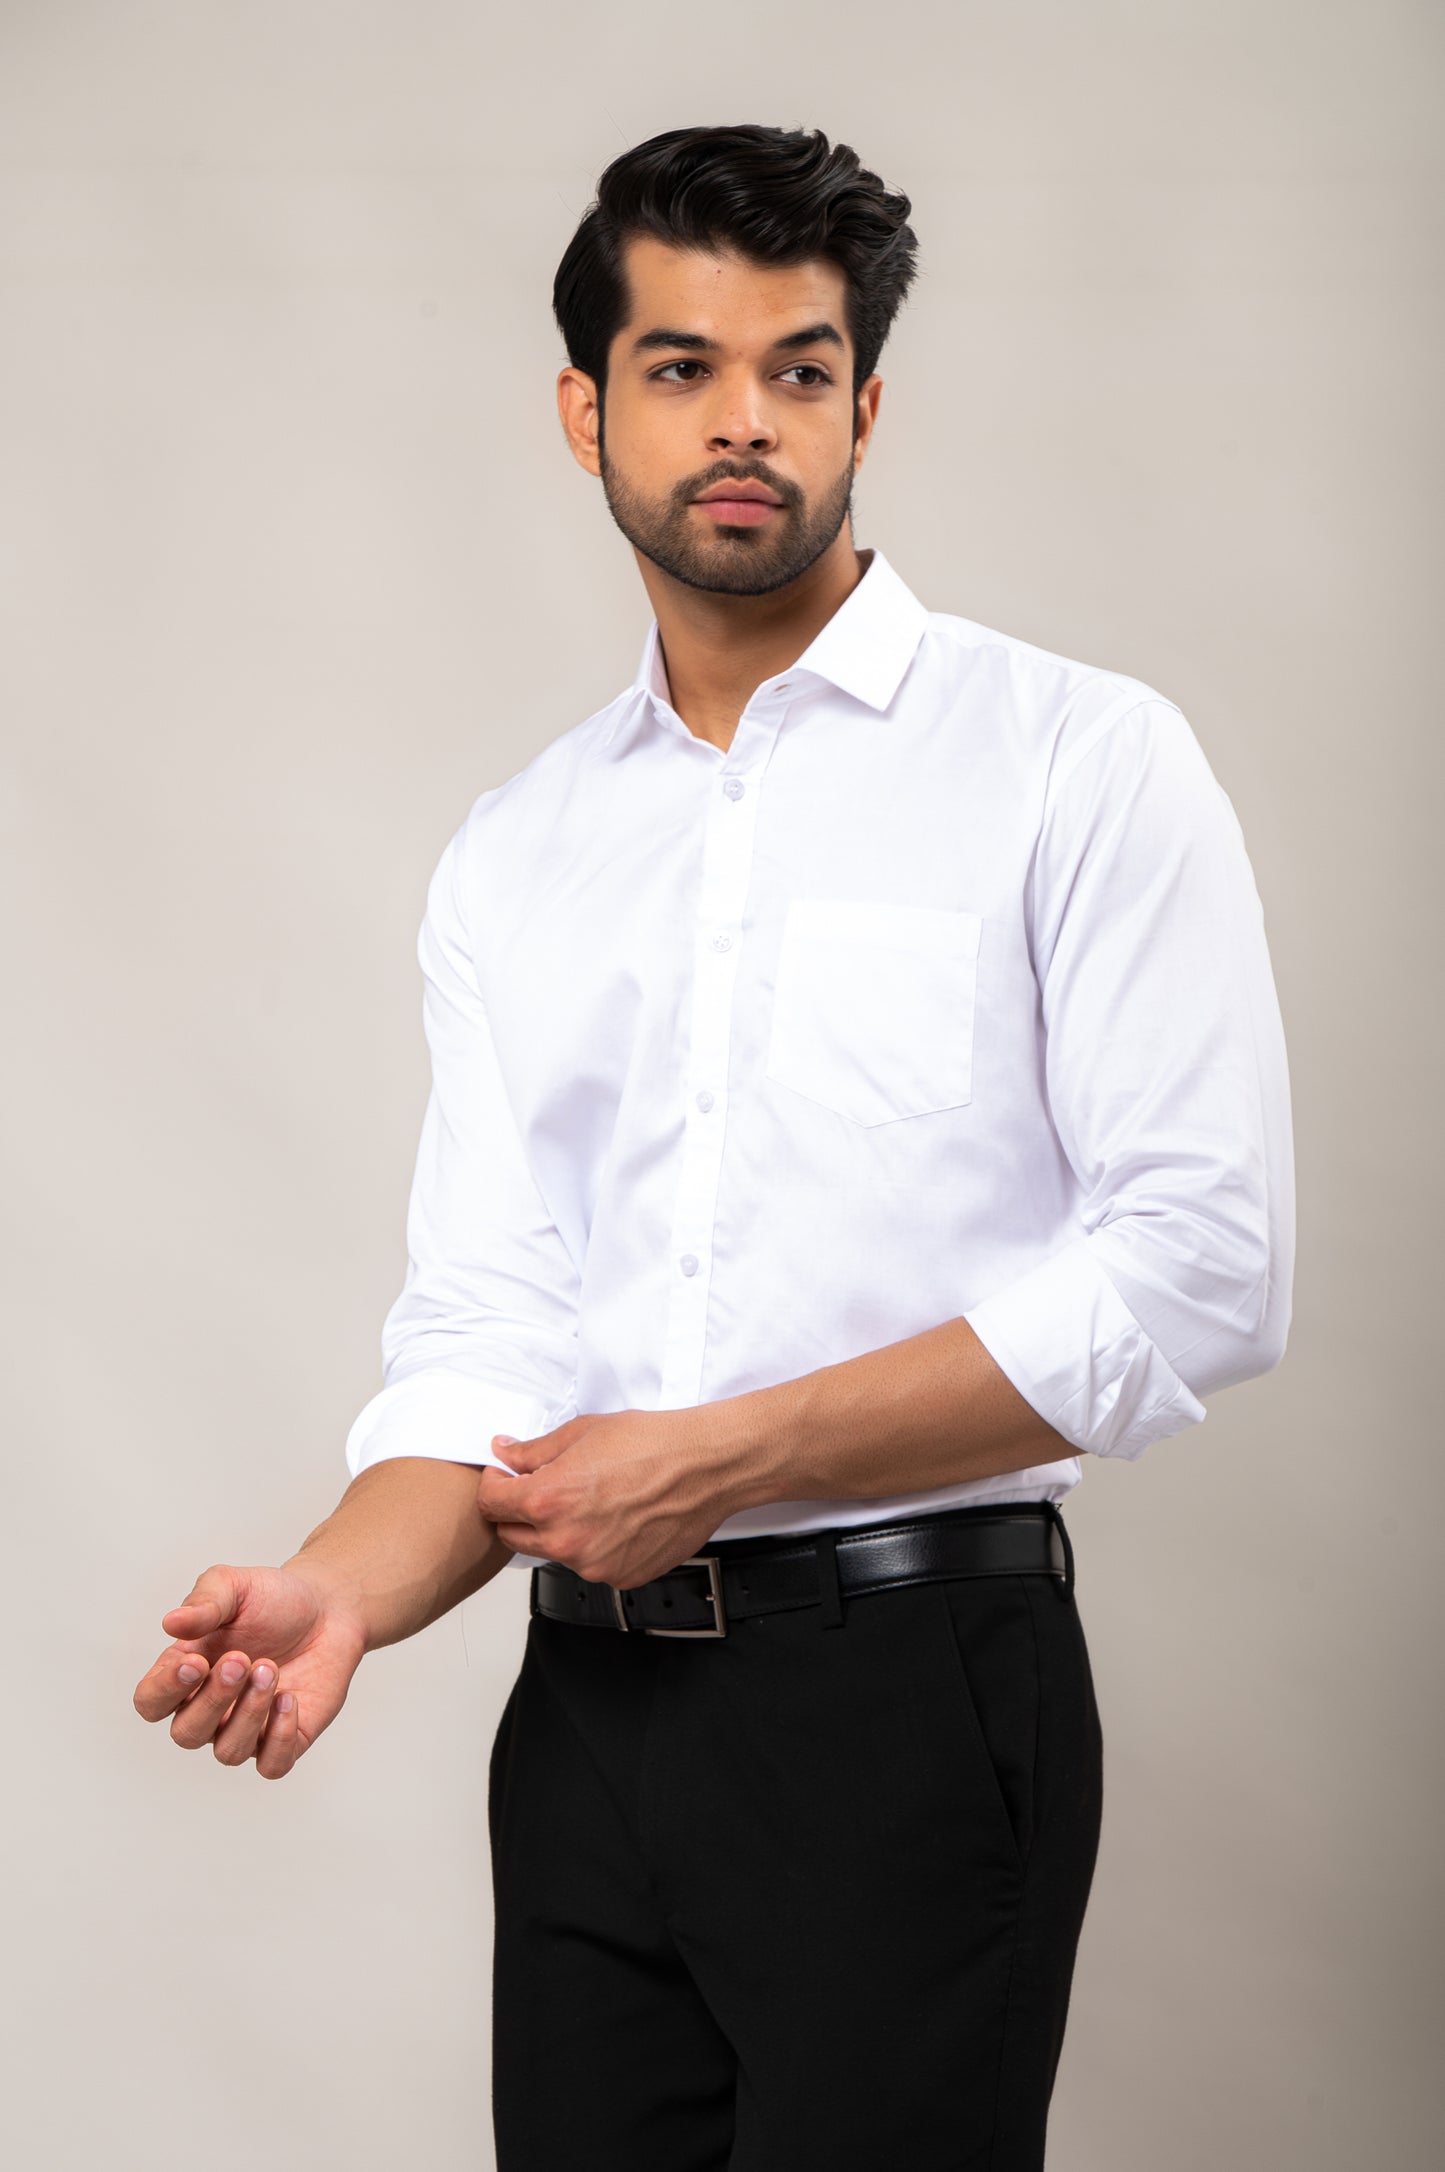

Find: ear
<box><xmin>852</xmin><ymin>373</ymin><xmax>884</xmax><ymax>471</ymax></box>
<box><xmin>557</xmin><ymin>365</ymin><xmax>603</xmax><ymax>478</ymax></box>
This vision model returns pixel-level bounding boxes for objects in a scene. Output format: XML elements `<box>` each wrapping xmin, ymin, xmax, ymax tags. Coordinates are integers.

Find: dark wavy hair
<box><xmin>553</xmin><ymin>124</ymin><xmax>919</xmax><ymax>412</ymax></box>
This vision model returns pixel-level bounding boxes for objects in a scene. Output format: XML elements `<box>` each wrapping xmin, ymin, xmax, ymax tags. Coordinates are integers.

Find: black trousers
<box><xmin>487</xmin><ymin>1529</ymin><xmax>1103</xmax><ymax>2171</ymax></box>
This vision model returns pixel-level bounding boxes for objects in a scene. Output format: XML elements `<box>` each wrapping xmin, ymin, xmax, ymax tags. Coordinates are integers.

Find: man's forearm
<box><xmin>718</xmin><ymin>1316</ymin><xmax>1075</xmax><ymax>1513</ymax></box>
<box><xmin>285</xmin><ymin>1456</ymin><xmax>514</xmax><ymax>1651</ymax></box>
<box><xmin>472</xmin><ymin>1319</ymin><xmax>1077</xmax><ymax>1591</ymax></box>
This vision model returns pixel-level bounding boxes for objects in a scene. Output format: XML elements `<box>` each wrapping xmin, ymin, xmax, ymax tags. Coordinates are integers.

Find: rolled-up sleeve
<box><xmin>962</xmin><ymin>697</ymin><xmax>1295</xmax><ymax>1460</ymax></box>
<box><xmin>343</xmin><ymin>821</ymin><xmax>580</xmax><ymax>1478</ymax></box>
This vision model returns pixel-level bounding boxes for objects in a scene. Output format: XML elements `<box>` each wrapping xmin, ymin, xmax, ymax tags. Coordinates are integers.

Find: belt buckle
<box><xmin>612</xmin><ymin>1554</ymin><xmax>728</xmax><ymax>1638</ymax></box>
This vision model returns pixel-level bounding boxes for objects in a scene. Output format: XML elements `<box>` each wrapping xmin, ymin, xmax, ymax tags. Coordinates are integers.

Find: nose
<box><xmin>705</xmin><ymin>376</ymin><xmax>778</xmax><ymax>455</ymax></box>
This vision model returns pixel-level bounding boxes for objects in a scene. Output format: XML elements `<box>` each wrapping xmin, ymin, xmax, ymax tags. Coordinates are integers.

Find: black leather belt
<box><xmin>529</xmin><ymin>1500</ymin><xmax>1075</xmax><ymax>1639</ymax></box>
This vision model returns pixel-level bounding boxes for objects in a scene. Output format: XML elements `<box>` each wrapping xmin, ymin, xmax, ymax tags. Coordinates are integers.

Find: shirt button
<box><xmin>710</xmin><ymin>931</ymin><xmax>733</xmax><ymax>952</ymax></box>
<box><xmin>722</xmin><ymin>777</ymin><xmax>745</xmax><ymax>800</ymax></box>
<box><xmin>695</xmin><ymin>1089</ymin><xmax>715</xmax><ymax>1112</ymax></box>
<box><xmin>679</xmin><ymin>1253</ymin><xmax>699</xmax><ymax>1276</ymax></box>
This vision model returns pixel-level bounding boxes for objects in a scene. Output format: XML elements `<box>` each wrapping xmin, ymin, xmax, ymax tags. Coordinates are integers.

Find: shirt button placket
<box><xmin>656</xmin><ymin>706</ymin><xmax>786</xmax><ymax>1409</ymax></box>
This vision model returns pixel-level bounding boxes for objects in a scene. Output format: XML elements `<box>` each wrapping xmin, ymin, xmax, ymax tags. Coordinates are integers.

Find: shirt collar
<box><xmin>606</xmin><ymin>546</ymin><xmax>930</xmax><ymax>745</ymax></box>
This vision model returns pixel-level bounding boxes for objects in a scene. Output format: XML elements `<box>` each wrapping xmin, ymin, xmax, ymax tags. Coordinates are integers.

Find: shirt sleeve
<box><xmin>343</xmin><ymin>820</ymin><xmax>581</xmax><ymax>1479</ymax></box>
<box><xmin>961</xmin><ymin>697</ymin><xmax>1295</xmax><ymax>1460</ymax></box>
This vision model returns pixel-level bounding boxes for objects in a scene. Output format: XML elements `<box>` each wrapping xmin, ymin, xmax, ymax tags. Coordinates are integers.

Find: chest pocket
<box><xmin>764</xmin><ymin>898</ymin><xmax>983</xmax><ymax>1126</ymax></box>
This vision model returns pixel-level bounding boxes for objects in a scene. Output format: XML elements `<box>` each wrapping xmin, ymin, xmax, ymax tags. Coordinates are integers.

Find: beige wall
<box><xmin>3</xmin><ymin>3</ymin><xmax>1440</xmax><ymax>2166</ymax></box>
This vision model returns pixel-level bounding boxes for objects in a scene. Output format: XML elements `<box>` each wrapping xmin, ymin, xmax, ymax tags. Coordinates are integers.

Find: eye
<box><xmin>649</xmin><ymin>360</ymin><xmax>834</xmax><ymax>388</ymax></box>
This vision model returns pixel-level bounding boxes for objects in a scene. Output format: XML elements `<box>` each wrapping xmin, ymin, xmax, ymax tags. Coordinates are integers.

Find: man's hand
<box><xmin>476</xmin><ymin>1408</ymin><xmax>754</xmax><ymax>1588</ymax></box>
<box><xmin>132</xmin><ymin>1562</ymin><xmax>367</xmax><ymax>1781</ymax></box>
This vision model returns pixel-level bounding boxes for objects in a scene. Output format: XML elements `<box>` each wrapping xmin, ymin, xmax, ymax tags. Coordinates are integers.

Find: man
<box><xmin>133</xmin><ymin>124</ymin><xmax>1294</xmax><ymax>2169</ymax></box>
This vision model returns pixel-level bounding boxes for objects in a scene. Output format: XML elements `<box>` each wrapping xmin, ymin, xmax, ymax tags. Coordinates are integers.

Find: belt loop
<box><xmin>528</xmin><ymin>1567</ymin><xmax>540</xmax><ymax>1620</ymax></box>
<box><xmin>815</xmin><ymin>1528</ymin><xmax>846</xmax><ymax>1630</ymax></box>
<box><xmin>1044</xmin><ymin>1503</ymin><xmax>1075</xmax><ymax>1602</ymax></box>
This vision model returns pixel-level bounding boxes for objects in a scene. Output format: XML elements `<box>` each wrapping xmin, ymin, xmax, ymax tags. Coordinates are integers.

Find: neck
<box><xmin>640</xmin><ymin>531</ymin><xmax>870</xmax><ymax>753</ymax></box>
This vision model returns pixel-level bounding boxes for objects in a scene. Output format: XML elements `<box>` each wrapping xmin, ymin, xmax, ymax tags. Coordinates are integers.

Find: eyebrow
<box><xmin>628</xmin><ymin>320</ymin><xmax>846</xmax><ymax>359</ymax></box>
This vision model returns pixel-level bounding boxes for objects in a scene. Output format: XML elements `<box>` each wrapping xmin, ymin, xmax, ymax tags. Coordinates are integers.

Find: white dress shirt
<box><xmin>344</xmin><ymin>547</ymin><xmax>1294</xmax><ymax>1566</ymax></box>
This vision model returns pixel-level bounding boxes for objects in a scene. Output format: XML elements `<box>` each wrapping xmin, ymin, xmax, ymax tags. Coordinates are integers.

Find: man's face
<box><xmin>581</xmin><ymin>236</ymin><xmax>877</xmax><ymax>597</ymax></box>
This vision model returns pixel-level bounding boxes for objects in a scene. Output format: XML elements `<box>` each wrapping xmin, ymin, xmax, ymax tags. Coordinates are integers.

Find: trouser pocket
<box><xmin>928</xmin><ymin>1572</ymin><xmax>1041</xmax><ymax>1874</ymax></box>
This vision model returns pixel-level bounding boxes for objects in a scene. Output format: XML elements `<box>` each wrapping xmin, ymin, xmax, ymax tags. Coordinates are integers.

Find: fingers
<box><xmin>209</xmin><ymin>1660</ymin><xmax>281</xmax><ymax>1768</ymax></box>
<box><xmin>475</xmin><ymin>1470</ymin><xmax>538</xmax><ymax>1525</ymax></box>
<box><xmin>137</xmin><ymin>1644</ymin><xmax>304</xmax><ymax>1778</ymax></box>
<box><xmin>493</xmin><ymin>1522</ymin><xmax>548</xmax><ymax>1559</ymax></box>
<box><xmin>255</xmin><ymin>1689</ymin><xmax>302</xmax><ymax>1782</ymax></box>
<box><xmin>133</xmin><ymin>1645</ymin><xmax>214</xmax><ymax>1722</ymax></box>
<box><xmin>160</xmin><ymin>1563</ymin><xmax>243</xmax><ymax>1642</ymax></box>
<box><xmin>167</xmin><ymin>1650</ymin><xmax>265</xmax><ymax>1752</ymax></box>
<box><xmin>488</xmin><ymin>1417</ymin><xmax>582</xmax><ymax>1474</ymax></box>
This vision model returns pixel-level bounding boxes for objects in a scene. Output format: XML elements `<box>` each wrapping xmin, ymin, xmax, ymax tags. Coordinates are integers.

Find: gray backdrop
<box><xmin>3</xmin><ymin>2</ymin><xmax>1440</xmax><ymax>2166</ymax></box>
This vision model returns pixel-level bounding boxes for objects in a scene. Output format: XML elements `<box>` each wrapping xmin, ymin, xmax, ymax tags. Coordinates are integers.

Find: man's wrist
<box><xmin>704</xmin><ymin>1374</ymin><xmax>815</xmax><ymax>1516</ymax></box>
<box><xmin>280</xmin><ymin>1543</ymin><xmax>371</xmax><ymax>1645</ymax></box>
<box><xmin>276</xmin><ymin>1456</ymin><xmax>513</xmax><ymax>1653</ymax></box>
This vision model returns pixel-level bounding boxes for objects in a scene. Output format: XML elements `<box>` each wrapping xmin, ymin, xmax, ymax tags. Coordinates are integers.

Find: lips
<box><xmin>692</xmin><ymin>480</ymin><xmax>786</xmax><ymax>526</ymax></box>
<box><xmin>693</xmin><ymin>481</ymin><xmax>785</xmax><ymax>505</ymax></box>
<box><xmin>694</xmin><ymin>497</ymin><xmax>783</xmax><ymax>525</ymax></box>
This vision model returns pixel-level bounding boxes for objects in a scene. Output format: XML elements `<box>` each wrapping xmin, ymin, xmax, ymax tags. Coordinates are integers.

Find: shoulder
<box><xmin>918</xmin><ymin>604</ymin><xmax>1184</xmax><ymax>768</ymax></box>
<box><xmin>442</xmin><ymin>687</ymin><xmax>633</xmax><ymax>877</ymax></box>
<box><xmin>411</xmin><ymin>686</ymin><xmax>634</xmax><ymax>960</ymax></box>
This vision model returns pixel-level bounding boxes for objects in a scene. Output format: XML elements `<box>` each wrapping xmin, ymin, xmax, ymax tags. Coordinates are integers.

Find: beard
<box><xmin>597</xmin><ymin>427</ymin><xmax>857</xmax><ymax>598</ymax></box>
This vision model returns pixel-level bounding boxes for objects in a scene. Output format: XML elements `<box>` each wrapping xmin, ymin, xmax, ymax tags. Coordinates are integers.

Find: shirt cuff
<box><xmin>962</xmin><ymin>1236</ymin><xmax>1207</xmax><ymax>1460</ymax></box>
<box><xmin>343</xmin><ymin>1367</ymin><xmax>561</xmax><ymax>1480</ymax></box>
